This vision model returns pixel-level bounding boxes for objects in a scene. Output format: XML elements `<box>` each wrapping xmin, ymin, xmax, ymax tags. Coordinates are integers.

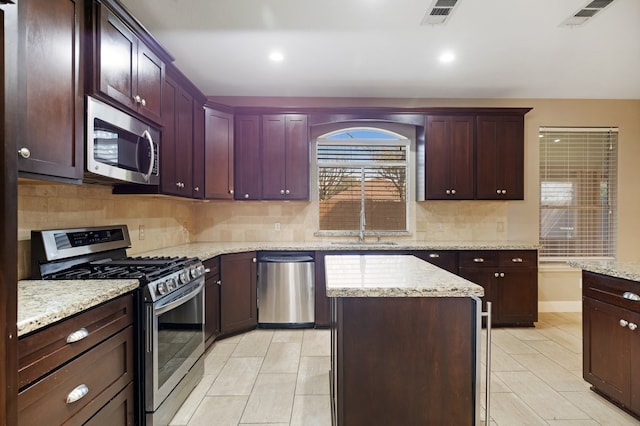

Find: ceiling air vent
<box><xmin>420</xmin><ymin>0</ymin><xmax>460</xmax><ymax>26</ymax></box>
<box><xmin>560</xmin><ymin>0</ymin><xmax>616</xmax><ymax>26</ymax></box>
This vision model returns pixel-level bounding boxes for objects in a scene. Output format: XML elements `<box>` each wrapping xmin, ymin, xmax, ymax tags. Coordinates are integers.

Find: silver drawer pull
<box><xmin>428</xmin><ymin>253</ymin><xmax>440</xmax><ymax>258</ymax></box>
<box><xmin>511</xmin><ymin>258</ymin><xmax>523</xmax><ymax>263</ymax></box>
<box><xmin>473</xmin><ymin>258</ymin><xmax>485</xmax><ymax>263</ymax></box>
<box><xmin>66</xmin><ymin>384</ymin><xmax>89</xmax><ymax>404</ymax></box>
<box><xmin>630</xmin><ymin>323</ymin><xmax>638</xmax><ymax>331</ymax></box>
<box><xmin>66</xmin><ymin>328</ymin><xmax>89</xmax><ymax>343</ymax></box>
<box><xmin>620</xmin><ymin>319</ymin><xmax>629</xmax><ymax>327</ymax></box>
<box><xmin>623</xmin><ymin>291</ymin><xmax>640</xmax><ymax>301</ymax></box>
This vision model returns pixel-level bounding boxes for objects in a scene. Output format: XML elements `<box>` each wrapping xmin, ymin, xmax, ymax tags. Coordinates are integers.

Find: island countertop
<box><xmin>17</xmin><ymin>279</ymin><xmax>139</xmax><ymax>337</ymax></box>
<box><xmin>325</xmin><ymin>254</ymin><xmax>484</xmax><ymax>298</ymax></box>
<box><xmin>568</xmin><ymin>260</ymin><xmax>640</xmax><ymax>282</ymax></box>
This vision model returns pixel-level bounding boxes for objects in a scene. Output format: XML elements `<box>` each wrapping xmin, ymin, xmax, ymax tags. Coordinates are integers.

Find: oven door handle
<box><xmin>154</xmin><ymin>280</ymin><xmax>204</xmax><ymax>316</ymax></box>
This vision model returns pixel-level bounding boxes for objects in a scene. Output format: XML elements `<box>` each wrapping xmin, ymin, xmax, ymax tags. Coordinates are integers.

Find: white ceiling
<box><xmin>119</xmin><ymin>0</ymin><xmax>640</xmax><ymax>99</ymax></box>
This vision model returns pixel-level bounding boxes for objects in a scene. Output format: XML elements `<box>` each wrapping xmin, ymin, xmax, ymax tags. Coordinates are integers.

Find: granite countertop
<box><xmin>136</xmin><ymin>240</ymin><xmax>540</xmax><ymax>260</ymax></box>
<box><xmin>324</xmin><ymin>254</ymin><xmax>484</xmax><ymax>298</ymax></box>
<box><xmin>18</xmin><ymin>240</ymin><xmax>532</xmax><ymax>335</ymax></box>
<box><xmin>568</xmin><ymin>260</ymin><xmax>640</xmax><ymax>282</ymax></box>
<box><xmin>17</xmin><ymin>279</ymin><xmax>139</xmax><ymax>337</ymax></box>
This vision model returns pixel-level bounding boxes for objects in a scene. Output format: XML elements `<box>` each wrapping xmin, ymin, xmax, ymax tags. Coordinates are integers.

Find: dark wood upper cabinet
<box><xmin>476</xmin><ymin>115</ymin><xmax>525</xmax><ymax>200</ymax></box>
<box><xmin>16</xmin><ymin>0</ymin><xmax>84</xmax><ymax>183</ymax></box>
<box><xmin>262</xmin><ymin>114</ymin><xmax>309</xmax><ymax>200</ymax></box>
<box><xmin>234</xmin><ymin>115</ymin><xmax>262</xmax><ymax>200</ymax></box>
<box><xmin>425</xmin><ymin>115</ymin><xmax>474</xmax><ymax>200</ymax></box>
<box><xmin>95</xmin><ymin>3</ymin><xmax>164</xmax><ymax>124</ymax></box>
<box><xmin>161</xmin><ymin>73</ymin><xmax>194</xmax><ymax>197</ymax></box>
<box><xmin>203</xmin><ymin>106</ymin><xmax>234</xmax><ymax>199</ymax></box>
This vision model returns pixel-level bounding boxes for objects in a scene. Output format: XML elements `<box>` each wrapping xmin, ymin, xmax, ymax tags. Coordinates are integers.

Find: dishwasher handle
<box><xmin>259</xmin><ymin>255</ymin><xmax>314</xmax><ymax>263</ymax></box>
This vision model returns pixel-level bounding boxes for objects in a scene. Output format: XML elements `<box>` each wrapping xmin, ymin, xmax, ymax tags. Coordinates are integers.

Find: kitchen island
<box><xmin>570</xmin><ymin>261</ymin><xmax>640</xmax><ymax>419</ymax></box>
<box><xmin>325</xmin><ymin>254</ymin><xmax>484</xmax><ymax>425</ymax></box>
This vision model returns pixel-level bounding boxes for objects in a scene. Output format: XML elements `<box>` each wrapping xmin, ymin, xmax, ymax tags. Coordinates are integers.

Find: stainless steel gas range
<box><xmin>31</xmin><ymin>224</ymin><xmax>205</xmax><ymax>425</ymax></box>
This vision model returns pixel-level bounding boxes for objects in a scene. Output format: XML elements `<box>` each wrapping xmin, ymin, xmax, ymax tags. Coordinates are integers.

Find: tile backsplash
<box><xmin>18</xmin><ymin>182</ymin><xmax>509</xmax><ymax>279</ymax></box>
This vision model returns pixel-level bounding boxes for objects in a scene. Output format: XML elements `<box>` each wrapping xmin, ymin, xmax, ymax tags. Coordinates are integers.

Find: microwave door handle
<box><xmin>141</xmin><ymin>130</ymin><xmax>154</xmax><ymax>182</ymax></box>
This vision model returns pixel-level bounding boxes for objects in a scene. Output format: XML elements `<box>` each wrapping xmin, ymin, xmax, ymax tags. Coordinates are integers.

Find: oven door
<box><xmin>145</xmin><ymin>278</ymin><xmax>205</xmax><ymax>412</ymax></box>
<box><xmin>86</xmin><ymin>96</ymin><xmax>159</xmax><ymax>185</ymax></box>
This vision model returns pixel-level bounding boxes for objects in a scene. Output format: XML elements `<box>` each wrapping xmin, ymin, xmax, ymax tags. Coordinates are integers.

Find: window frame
<box><xmin>539</xmin><ymin>126</ymin><xmax>618</xmax><ymax>262</ymax></box>
<box><xmin>314</xmin><ymin>125</ymin><xmax>412</xmax><ymax>237</ymax></box>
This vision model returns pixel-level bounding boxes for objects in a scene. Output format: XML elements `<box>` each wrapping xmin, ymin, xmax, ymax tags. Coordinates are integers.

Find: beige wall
<box><xmin>17</xmin><ymin>98</ymin><xmax>640</xmax><ymax>311</ymax></box>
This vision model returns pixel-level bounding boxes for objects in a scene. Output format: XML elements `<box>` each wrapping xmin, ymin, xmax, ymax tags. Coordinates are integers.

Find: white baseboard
<box><xmin>538</xmin><ymin>301</ymin><xmax>582</xmax><ymax>312</ymax></box>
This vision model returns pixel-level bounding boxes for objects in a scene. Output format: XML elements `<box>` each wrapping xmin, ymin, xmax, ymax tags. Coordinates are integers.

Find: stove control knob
<box><xmin>179</xmin><ymin>271</ymin><xmax>189</xmax><ymax>284</ymax></box>
<box><xmin>156</xmin><ymin>281</ymin><xmax>168</xmax><ymax>295</ymax></box>
<box><xmin>189</xmin><ymin>267</ymin><xmax>197</xmax><ymax>279</ymax></box>
<box><xmin>167</xmin><ymin>278</ymin><xmax>178</xmax><ymax>290</ymax></box>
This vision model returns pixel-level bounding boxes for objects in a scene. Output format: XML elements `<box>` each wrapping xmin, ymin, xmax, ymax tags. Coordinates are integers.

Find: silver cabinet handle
<box><xmin>66</xmin><ymin>384</ymin><xmax>89</xmax><ymax>404</ymax></box>
<box><xmin>623</xmin><ymin>291</ymin><xmax>640</xmax><ymax>301</ymax></box>
<box><xmin>18</xmin><ymin>147</ymin><xmax>31</xmax><ymax>159</ymax></box>
<box><xmin>285</xmin><ymin>189</ymin><xmax>290</xmax><ymax>194</ymax></box>
<box><xmin>451</xmin><ymin>189</ymin><xmax>456</xmax><ymax>195</ymax></box>
<box><xmin>134</xmin><ymin>95</ymin><xmax>141</xmax><ymax>104</ymax></box>
<box><xmin>499</xmin><ymin>272</ymin><xmax>505</xmax><ymax>278</ymax></box>
<box><xmin>252</xmin><ymin>258</ymin><xmax>257</xmax><ymax>263</ymax></box>
<box><xmin>473</xmin><ymin>258</ymin><xmax>485</xmax><ymax>263</ymax></box>
<box><xmin>66</xmin><ymin>328</ymin><xmax>89</xmax><ymax>343</ymax></box>
<box><xmin>494</xmin><ymin>272</ymin><xmax>499</xmax><ymax>277</ymax></box>
<box><xmin>630</xmin><ymin>323</ymin><xmax>638</xmax><ymax>331</ymax></box>
<box><xmin>501</xmin><ymin>190</ymin><xmax>507</xmax><ymax>194</ymax></box>
<box><xmin>216</xmin><ymin>280</ymin><xmax>221</xmax><ymax>286</ymax></box>
<box><xmin>244</xmin><ymin>194</ymin><xmax>249</xmax><ymax>199</ymax></box>
<box><xmin>141</xmin><ymin>98</ymin><xmax>146</xmax><ymax>107</ymax></box>
<box><xmin>620</xmin><ymin>319</ymin><xmax>629</xmax><ymax>327</ymax></box>
<box><xmin>496</xmin><ymin>189</ymin><xmax>501</xmax><ymax>194</ymax></box>
<box><xmin>194</xmin><ymin>186</ymin><xmax>200</xmax><ymax>192</ymax></box>
<box><xmin>512</xmin><ymin>258</ymin><xmax>523</xmax><ymax>263</ymax></box>
<box><xmin>229</xmin><ymin>189</ymin><xmax>234</xmax><ymax>194</ymax></box>
<box><xmin>445</xmin><ymin>189</ymin><xmax>451</xmax><ymax>195</ymax></box>
<box><xmin>428</xmin><ymin>253</ymin><xmax>440</xmax><ymax>258</ymax></box>
<box><xmin>204</xmin><ymin>268</ymin><xmax>211</xmax><ymax>273</ymax></box>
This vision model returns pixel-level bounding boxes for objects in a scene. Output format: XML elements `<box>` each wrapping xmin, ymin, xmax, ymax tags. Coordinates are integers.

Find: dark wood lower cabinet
<box><xmin>583</xmin><ymin>271</ymin><xmax>640</xmax><ymax>417</ymax></box>
<box><xmin>220</xmin><ymin>251</ymin><xmax>257</xmax><ymax>335</ymax></box>
<box><xmin>331</xmin><ymin>296</ymin><xmax>478</xmax><ymax>425</ymax></box>
<box><xmin>17</xmin><ymin>294</ymin><xmax>135</xmax><ymax>426</ymax></box>
<box><xmin>204</xmin><ymin>257</ymin><xmax>221</xmax><ymax>347</ymax></box>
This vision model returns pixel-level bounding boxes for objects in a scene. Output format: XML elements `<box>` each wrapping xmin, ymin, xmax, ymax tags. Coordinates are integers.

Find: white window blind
<box><xmin>539</xmin><ymin>127</ymin><xmax>618</xmax><ymax>260</ymax></box>
<box><xmin>317</xmin><ymin>128</ymin><xmax>408</xmax><ymax>233</ymax></box>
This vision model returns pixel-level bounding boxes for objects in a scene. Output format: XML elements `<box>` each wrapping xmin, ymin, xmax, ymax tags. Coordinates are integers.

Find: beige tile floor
<box><xmin>170</xmin><ymin>312</ymin><xmax>640</xmax><ymax>425</ymax></box>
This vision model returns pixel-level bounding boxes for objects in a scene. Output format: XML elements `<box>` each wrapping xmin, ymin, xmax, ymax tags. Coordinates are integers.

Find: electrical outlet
<box><xmin>275</xmin><ymin>222</ymin><xmax>281</xmax><ymax>231</ymax></box>
<box><xmin>139</xmin><ymin>225</ymin><xmax>145</xmax><ymax>240</ymax></box>
<box><xmin>497</xmin><ymin>221</ymin><xmax>505</xmax><ymax>232</ymax></box>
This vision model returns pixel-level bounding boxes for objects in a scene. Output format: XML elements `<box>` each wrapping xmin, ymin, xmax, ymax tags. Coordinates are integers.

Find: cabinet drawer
<box><xmin>85</xmin><ymin>381</ymin><xmax>135</xmax><ymax>426</ymax></box>
<box><xmin>18</xmin><ymin>293</ymin><xmax>134</xmax><ymax>389</ymax></box>
<box><xmin>459</xmin><ymin>251</ymin><xmax>498</xmax><ymax>268</ymax></box>
<box><xmin>18</xmin><ymin>325</ymin><xmax>134</xmax><ymax>425</ymax></box>
<box><xmin>498</xmin><ymin>250</ymin><xmax>537</xmax><ymax>268</ymax></box>
<box><xmin>204</xmin><ymin>256</ymin><xmax>220</xmax><ymax>277</ymax></box>
<box><xmin>414</xmin><ymin>251</ymin><xmax>458</xmax><ymax>274</ymax></box>
<box><xmin>583</xmin><ymin>271</ymin><xmax>640</xmax><ymax>313</ymax></box>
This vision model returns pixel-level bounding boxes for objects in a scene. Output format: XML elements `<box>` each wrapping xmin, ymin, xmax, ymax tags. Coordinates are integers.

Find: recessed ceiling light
<box><xmin>269</xmin><ymin>51</ymin><xmax>284</xmax><ymax>62</ymax></box>
<box><xmin>439</xmin><ymin>52</ymin><xmax>455</xmax><ymax>63</ymax></box>
<box><xmin>554</xmin><ymin>139</ymin><xmax>561</xmax><ymax>143</ymax></box>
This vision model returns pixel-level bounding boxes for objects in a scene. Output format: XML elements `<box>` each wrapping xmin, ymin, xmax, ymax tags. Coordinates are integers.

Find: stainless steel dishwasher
<box><xmin>257</xmin><ymin>251</ymin><xmax>315</xmax><ymax>328</ymax></box>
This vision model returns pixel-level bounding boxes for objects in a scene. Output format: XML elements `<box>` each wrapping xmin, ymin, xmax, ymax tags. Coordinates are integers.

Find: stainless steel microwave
<box><xmin>86</xmin><ymin>96</ymin><xmax>159</xmax><ymax>185</ymax></box>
